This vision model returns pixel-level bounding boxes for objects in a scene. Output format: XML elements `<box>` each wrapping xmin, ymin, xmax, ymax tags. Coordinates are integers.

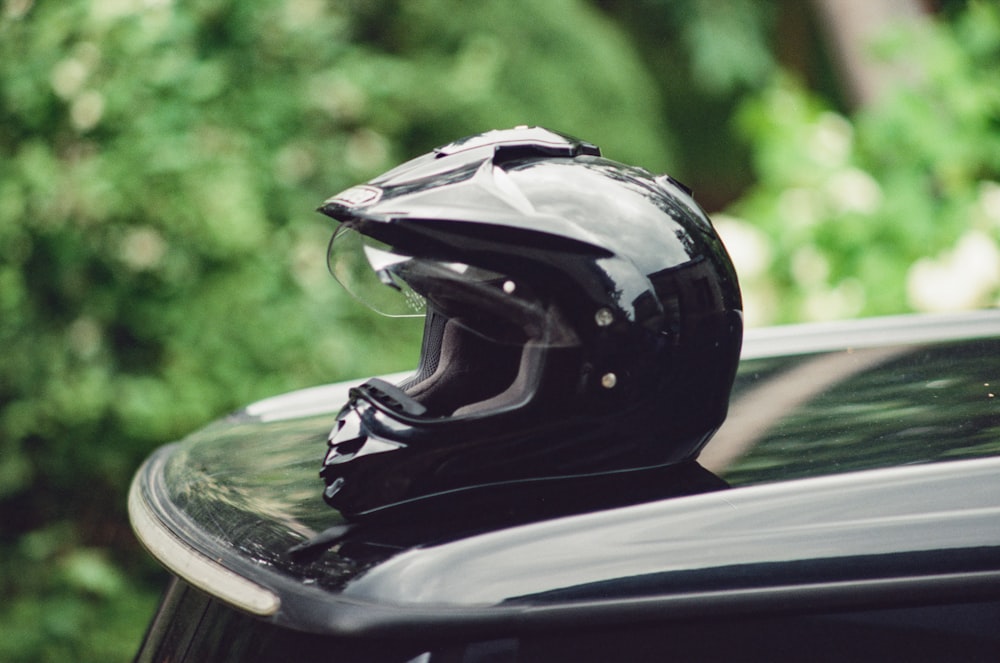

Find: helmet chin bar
<box><xmin>320</xmin><ymin>320</ymin><xmax>580</xmax><ymax>517</ymax></box>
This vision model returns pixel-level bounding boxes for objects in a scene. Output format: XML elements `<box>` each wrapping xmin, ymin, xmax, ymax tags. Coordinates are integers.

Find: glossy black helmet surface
<box><xmin>318</xmin><ymin>127</ymin><xmax>742</xmax><ymax>518</ymax></box>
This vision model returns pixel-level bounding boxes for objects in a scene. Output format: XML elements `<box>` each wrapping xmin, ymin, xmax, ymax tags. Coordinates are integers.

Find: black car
<box><xmin>130</xmin><ymin>309</ymin><xmax>1000</xmax><ymax>662</ymax></box>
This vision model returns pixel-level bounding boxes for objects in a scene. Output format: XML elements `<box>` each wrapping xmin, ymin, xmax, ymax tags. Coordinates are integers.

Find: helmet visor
<box><xmin>327</xmin><ymin>225</ymin><xmax>577</xmax><ymax>346</ymax></box>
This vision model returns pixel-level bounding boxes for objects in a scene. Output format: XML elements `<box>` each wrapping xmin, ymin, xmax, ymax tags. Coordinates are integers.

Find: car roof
<box><xmin>130</xmin><ymin>309</ymin><xmax>1000</xmax><ymax>636</ymax></box>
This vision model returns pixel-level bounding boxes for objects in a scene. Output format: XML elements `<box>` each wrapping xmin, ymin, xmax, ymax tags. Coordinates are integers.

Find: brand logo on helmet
<box><xmin>326</xmin><ymin>185</ymin><xmax>383</xmax><ymax>208</ymax></box>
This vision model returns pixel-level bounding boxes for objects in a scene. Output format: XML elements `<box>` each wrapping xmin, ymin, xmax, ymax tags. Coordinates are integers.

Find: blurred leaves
<box><xmin>681</xmin><ymin>0</ymin><xmax>777</xmax><ymax>93</ymax></box>
<box><xmin>0</xmin><ymin>0</ymin><xmax>673</xmax><ymax>659</ymax></box>
<box><xmin>721</xmin><ymin>1</ymin><xmax>1000</xmax><ymax>325</ymax></box>
<box><xmin>0</xmin><ymin>0</ymin><xmax>672</xmax><ymax>509</ymax></box>
<box><xmin>0</xmin><ymin>521</ymin><xmax>159</xmax><ymax>662</ymax></box>
<box><xmin>2</xmin><ymin>0</ymin><xmax>999</xmax><ymax>660</ymax></box>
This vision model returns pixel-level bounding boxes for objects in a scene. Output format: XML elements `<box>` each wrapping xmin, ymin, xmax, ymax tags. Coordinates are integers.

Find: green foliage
<box><xmin>597</xmin><ymin>0</ymin><xmax>779</xmax><ymax>205</ymax></box>
<box><xmin>724</xmin><ymin>2</ymin><xmax>1000</xmax><ymax>325</ymax></box>
<box><xmin>0</xmin><ymin>0</ymin><xmax>672</xmax><ymax>659</ymax></box>
<box><xmin>3</xmin><ymin>0</ymin><xmax>998</xmax><ymax>658</ymax></box>
<box><xmin>0</xmin><ymin>522</ymin><xmax>161</xmax><ymax>662</ymax></box>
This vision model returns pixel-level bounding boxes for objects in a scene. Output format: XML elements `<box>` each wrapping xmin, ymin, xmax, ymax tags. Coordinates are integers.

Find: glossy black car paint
<box><xmin>131</xmin><ymin>311</ymin><xmax>1000</xmax><ymax>661</ymax></box>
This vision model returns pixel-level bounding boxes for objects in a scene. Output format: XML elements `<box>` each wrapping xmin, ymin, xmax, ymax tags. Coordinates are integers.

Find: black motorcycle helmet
<box><xmin>318</xmin><ymin>126</ymin><xmax>742</xmax><ymax>519</ymax></box>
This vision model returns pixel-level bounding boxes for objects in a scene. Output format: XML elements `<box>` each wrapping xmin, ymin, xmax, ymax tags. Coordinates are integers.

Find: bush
<box><xmin>0</xmin><ymin>1</ymin><xmax>671</xmax><ymax>659</ymax></box>
<box><xmin>720</xmin><ymin>2</ymin><xmax>1000</xmax><ymax>325</ymax></box>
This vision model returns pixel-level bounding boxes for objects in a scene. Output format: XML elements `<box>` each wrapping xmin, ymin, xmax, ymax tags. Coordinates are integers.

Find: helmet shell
<box><xmin>319</xmin><ymin>127</ymin><xmax>742</xmax><ymax>518</ymax></box>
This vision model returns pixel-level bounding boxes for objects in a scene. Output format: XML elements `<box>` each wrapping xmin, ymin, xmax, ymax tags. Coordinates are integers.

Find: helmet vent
<box><xmin>493</xmin><ymin>140</ymin><xmax>600</xmax><ymax>164</ymax></box>
<box><xmin>434</xmin><ymin>127</ymin><xmax>600</xmax><ymax>162</ymax></box>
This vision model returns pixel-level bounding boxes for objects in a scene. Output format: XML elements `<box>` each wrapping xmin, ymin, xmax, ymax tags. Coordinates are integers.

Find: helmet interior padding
<box><xmin>400</xmin><ymin>317</ymin><xmax>525</xmax><ymax>417</ymax></box>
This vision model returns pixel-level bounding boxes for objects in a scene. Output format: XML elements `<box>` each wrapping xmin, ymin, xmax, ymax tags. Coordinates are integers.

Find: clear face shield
<box><xmin>327</xmin><ymin>225</ymin><xmax>578</xmax><ymax>347</ymax></box>
<box><xmin>327</xmin><ymin>224</ymin><xmax>580</xmax><ymax>419</ymax></box>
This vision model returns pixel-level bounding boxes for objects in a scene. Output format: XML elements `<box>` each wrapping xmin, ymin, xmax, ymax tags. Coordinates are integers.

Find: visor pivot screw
<box><xmin>595</xmin><ymin>308</ymin><xmax>614</xmax><ymax>327</ymax></box>
<box><xmin>503</xmin><ymin>280</ymin><xmax>517</xmax><ymax>294</ymax></box>
<box><xmin>601</xmin><ymin>372</ymin><xmax>618</xmax><ymax>389</ymax></box>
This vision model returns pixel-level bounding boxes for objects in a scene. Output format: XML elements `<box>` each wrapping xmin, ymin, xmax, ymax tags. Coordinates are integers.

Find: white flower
<box><xmin>907</xmin><ymin>230</ymin><xmax>1000</xmax><ymax>312</ymax></box>
<box><xmin>777</xmin><ymin>187</ymin><xmax>823</xmax><ymax>228</ymax></box>
<box><xmin>51</xmin><ymin>58</ymin><xmax>89</xmax><ymax>100</ymax></box>
<box><xmin>825</xmin><ymin>168</ymin><xmax>883</xmax><ymax>215</ymax></box>
<box><xmin>791</xmin><ymin>246</ymin><xmax>829</xmax><ymax>287</ymax></box>
<box><xmin>810</xmin><ymin>112</ymin><xmax>853</xmax><ymax>168</ymax></box>
<box><xmin>120</xmin><ymin>226</ymin><xmax>167</xmax><ymax>271</ymax></box>
<box><xmin>976</xmin><ymin>181</ymin><xmax>1000</xmax><ymax>228</ymax></box>
<box><xmin>70</xmin><ymin>90</ymin><xmax>104</xmax><ymax>132</ymax></box>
